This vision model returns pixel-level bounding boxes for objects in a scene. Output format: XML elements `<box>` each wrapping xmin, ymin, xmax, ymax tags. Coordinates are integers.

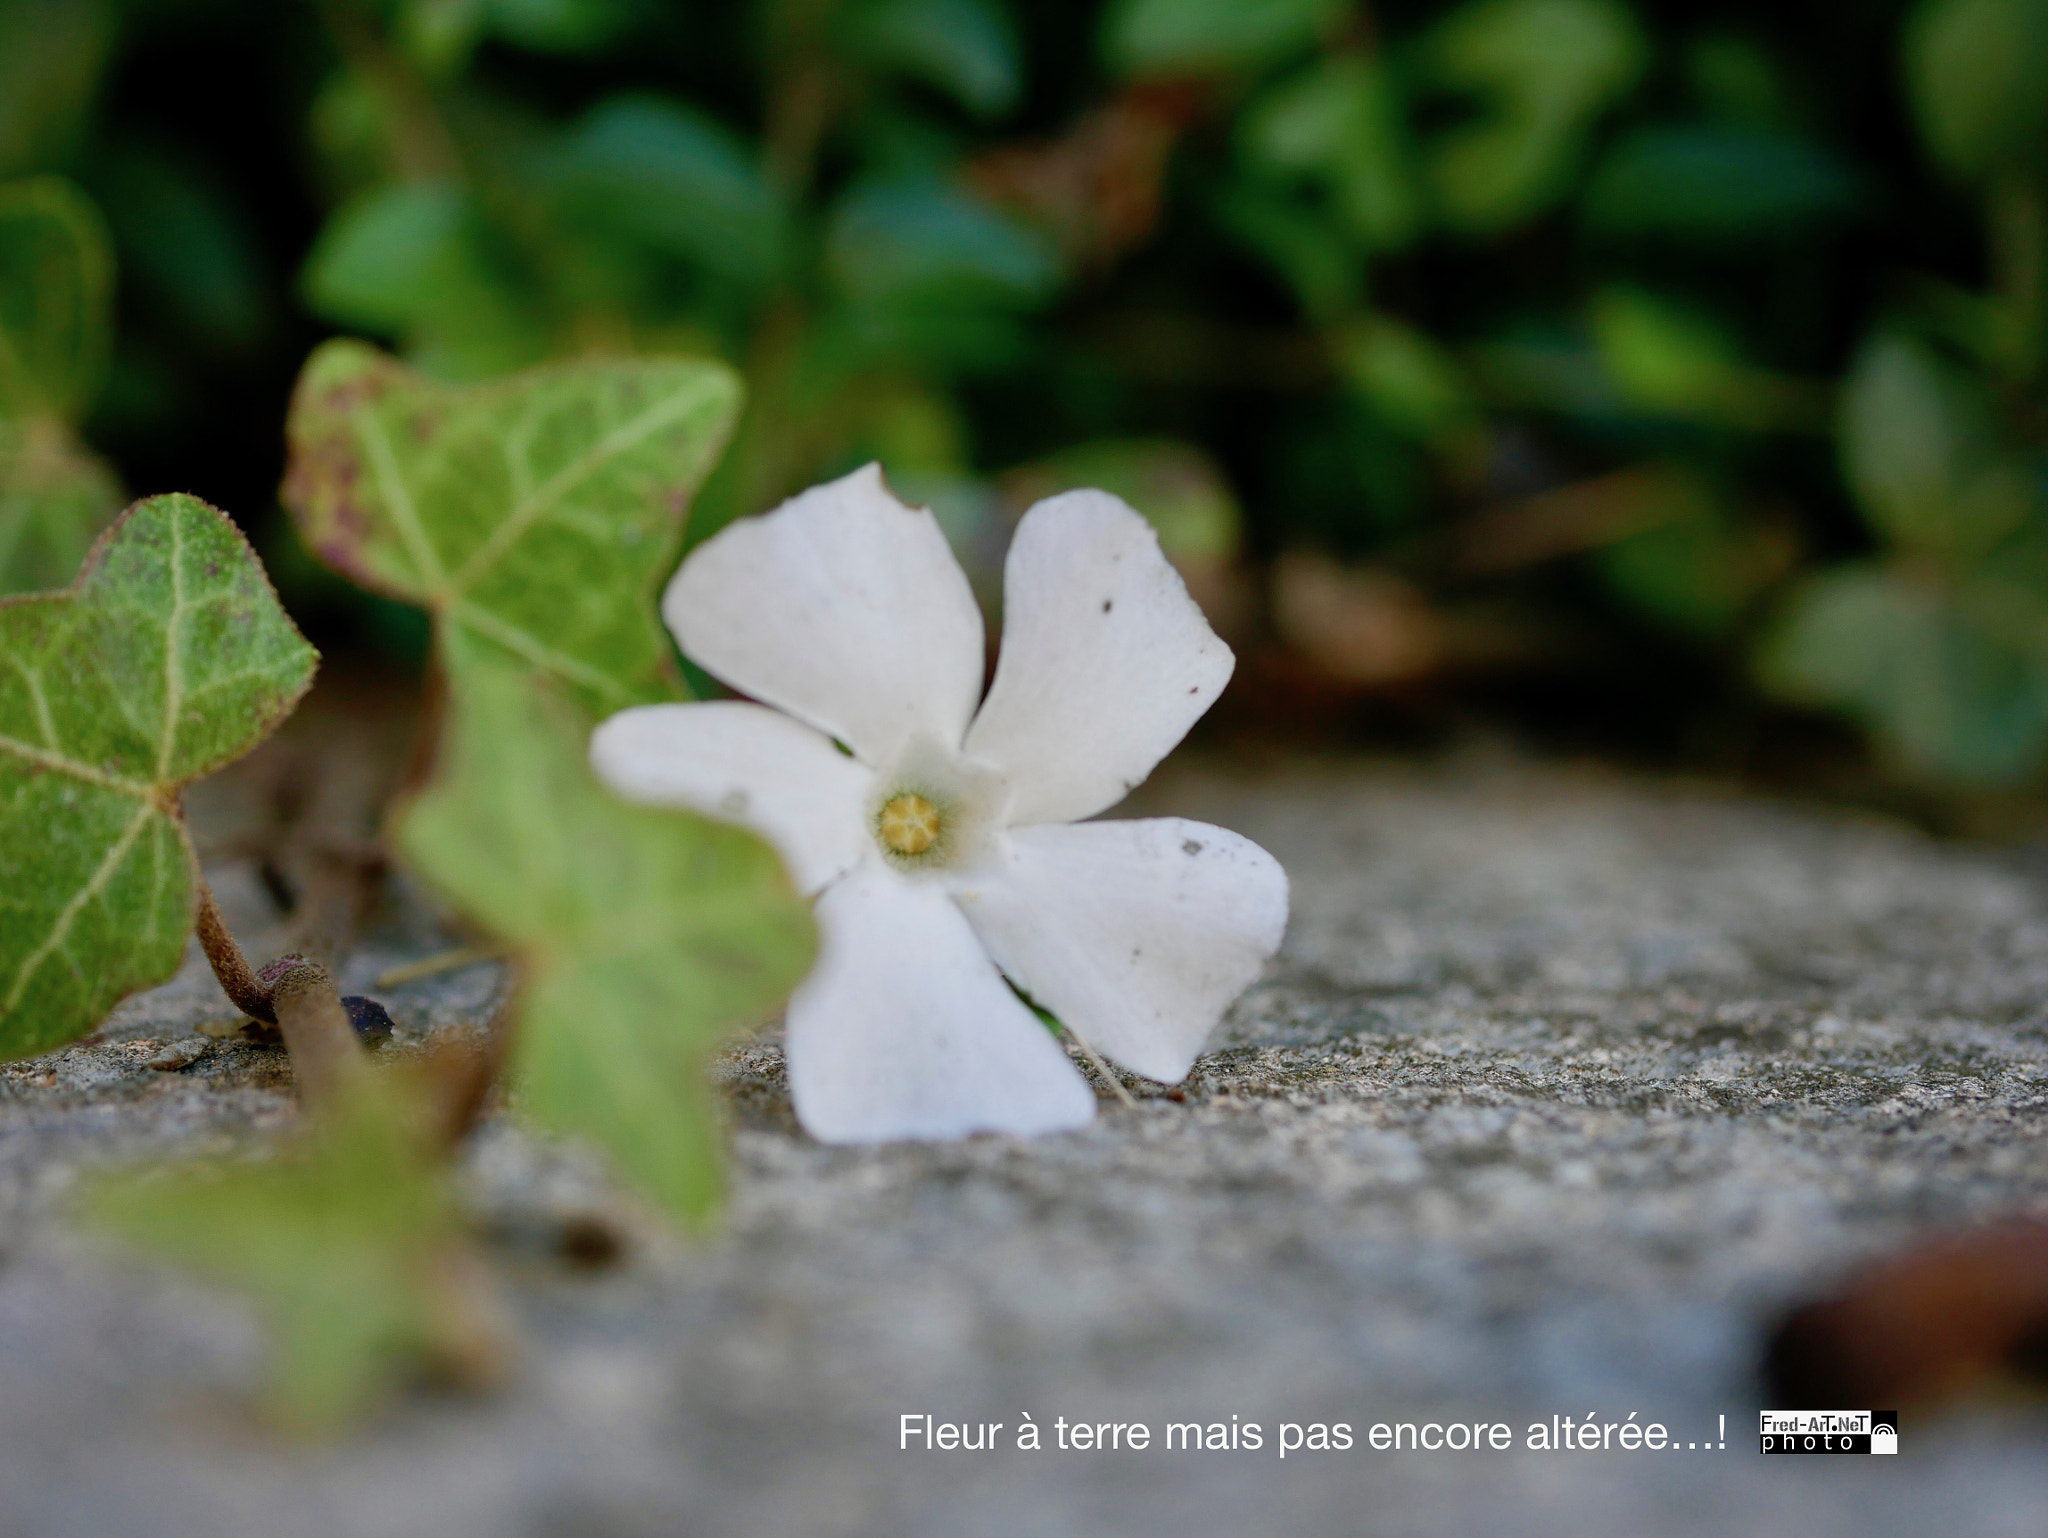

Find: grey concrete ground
<box><xmin>3</xmin><ymin>749</ymin><xmax>2047</xmax><ymax>1537</ymax></box>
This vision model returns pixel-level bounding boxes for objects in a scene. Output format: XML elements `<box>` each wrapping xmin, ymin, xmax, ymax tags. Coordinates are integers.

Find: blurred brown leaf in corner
<box><xmin>1765</xmin><ymin>1220</ymin><xmax>2048</xmax><ymax>1412</ymax></box>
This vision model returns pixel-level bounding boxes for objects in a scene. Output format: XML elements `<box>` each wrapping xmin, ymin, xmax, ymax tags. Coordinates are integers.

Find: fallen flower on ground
<box><xmin>590</xmin><ymin>464</ymin><xmax>1288</xmax><ymax>1142</ymax></box>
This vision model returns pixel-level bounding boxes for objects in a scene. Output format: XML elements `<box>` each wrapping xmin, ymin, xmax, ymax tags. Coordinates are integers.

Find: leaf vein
<box><xmin>3</xmin><ymin>798</ymin><xmax>158</xmax><ymax>1013</ymax></box>
<box><xmin>0</xmin><ymin>733</ymin><xmax>150</xmax><ymax>794</ymax></box>
<box><xmin>359</xmin><ymin>404</ymin><xmax>449</xmax><ymax>594</ymax></box>
<box><xmin>446</xmin><ymin>387</ymin><xmax>707</xmax><ymax>594</ymax></box>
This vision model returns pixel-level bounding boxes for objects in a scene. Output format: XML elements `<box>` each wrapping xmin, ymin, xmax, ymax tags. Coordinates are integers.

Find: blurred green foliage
<box><xmin>5</xmin><ymin>0</ymin><xmax>2048</xmax><ymax>786</ymax></box>
<box><xmin>0</xmin><ymin>176</ymin><xmax>123</xmax><ymax>591</ymax></box>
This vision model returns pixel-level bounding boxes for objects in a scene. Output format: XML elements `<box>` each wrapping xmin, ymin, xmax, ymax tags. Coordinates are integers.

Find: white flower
<box><xmin>590</xmin><ymin>463</ymin><xmax>1288</xmax><ymax>1143</ymax></box>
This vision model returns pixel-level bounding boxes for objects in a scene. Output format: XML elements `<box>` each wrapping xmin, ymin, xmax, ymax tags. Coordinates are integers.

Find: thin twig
<box><xmin>376</xmin><ymin>945</ymin><xmax>508</xmax><ymax>989</ymax></box>
<box><xmin>1065</xmin><ymin>1027</ymin><xmax>1140</xmax><ymax>1111</ymax></box>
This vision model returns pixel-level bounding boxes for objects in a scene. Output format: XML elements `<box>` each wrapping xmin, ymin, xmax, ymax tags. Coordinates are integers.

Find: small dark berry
<box><xmin>341</xmin><ymin>995</ymin><xmax>395</xmax><ymax>1049</ymax></box>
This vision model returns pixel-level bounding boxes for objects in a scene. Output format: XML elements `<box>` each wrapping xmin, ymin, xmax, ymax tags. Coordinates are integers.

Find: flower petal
<box><xmin>965</xmin><ymin>489</ymin><xmax>1234</xmax><ymax>826</ymax></box>
<box><xmin>590</xmin><ymin>701</ymin><xmax>873</xmax><ymax>896</ymax></box>
<box><xmin>950</xmin><ymin>818</ymin><xmax>1287</xmax><ymax>1083</ymax></box>
<box><xmin>786</xmin><ymin>864</ymin><xmax>1097</xmax><ymax>1143</ymax></box>
<box><xmin>664</xmin><ymin>463</ymin><xmax>985</xmax><ymax>767</ymax></box>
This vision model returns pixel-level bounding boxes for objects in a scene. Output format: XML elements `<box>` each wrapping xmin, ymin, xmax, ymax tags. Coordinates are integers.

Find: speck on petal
<box><xmin>663</xmin><ymin>463</ymin><xmax>984</xmax><ymax>768</ymax></box>
<box><xmin>787</xmin><ymin>865</ymin><xmax>1097</xmax><ymax>1143</ymax></box>
<box><xmin>590</xmin><ymin>701</ymin><xmax>873</xmax><ymax>896</ymax></box>
<box><xmin>965</xmin><ymin>489</ymin><xmax>1234</xmax><ymax>827</ymax></box>
<box><xmin>949</xmin><ymin>818</ymin><xmax>1288</xmax><ymax>1084</ymax></box>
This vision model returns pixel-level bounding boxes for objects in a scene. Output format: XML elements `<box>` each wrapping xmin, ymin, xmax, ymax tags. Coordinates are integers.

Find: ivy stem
<box><xmin>192</xmin><ymin>869</ymin><xmax>368</xmax><ymax>1113</ymax></box>
<box><xmin>193</xmin><ymin>872</ymin><xmax>277</xmax><ymax>1024</ymax></box>
<box><xmin>268</xmin><ymin>960</ymin><xmax>370</xmax><ymax>1113</ymax></box>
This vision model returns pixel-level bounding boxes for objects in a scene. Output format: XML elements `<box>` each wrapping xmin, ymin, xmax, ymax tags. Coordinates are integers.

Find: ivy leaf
<box><xmin>0</xmin><ymin>413</ymin><xmax>123</xmax><ymax>594</ymax></box>
<box><xmin>841</xmin><ymin>0</ymin><xmax>1023</xmax><ymax>118</ymax></box>
<box><xmin>1100</xmin><ymin>0</ymin><xmax>1340</xmax><ymax>78</ymax></box>
<box><xmin>282</xmin><ymin>339</ymin><xmax>741</xmax><ymax>711</ymax></box>
<box><xmin>1760</xmin><ymin>564</ymin><xmax>2048</xmax><ymax>784</ymax></box>
<box><xmin>0</xmin><ymin>493</ymin><xmax>317</xmax><ymax>1059</ymax></box>
<box><xmin>0</xmin><ymin>176</ymin><xmax>112</xmax><ymax>420</ymax></box>
<box><xmin>1421</xmin><ymin>0</ymin><xmax>1647</xmax><ymax>233</ymax></box>
<box><xmin>1906</xmin><ymin>0</ymin><xmax>2048</xmax><ymax>180</ymax></box>
<box><xmin>85</xmin><ymin>1076</ymin><xmax>487</xmax><ymax>1431</ymax></box>
<box><xmin>0</xmin><ymin>176</ymin><xmax>122</xmax><ymax>594</ymax></box>
<box><xmin>394</xmin><ymin>651</ymin><xmax>815</xmax><ymax>1221</ymax></box>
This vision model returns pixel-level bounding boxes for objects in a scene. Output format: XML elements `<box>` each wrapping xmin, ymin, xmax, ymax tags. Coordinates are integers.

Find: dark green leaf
<box><xmin>1838</xmin><ymin>333</ymin><xmax>2033</xmax><ymax>557</ymax></box>
<box><xmin>845</xmin><ymin>0</ymin><xmax>1023</xmax><ymax>117</ymax></box>
<box><xmin>484</xmin><ymin>0</ymin><xmax>628</xmax><ymax>53</ymax></box>
<box><xmin>1333</xmin><ymin>314</ymin><xmax>1476</xmax><ymax>441</ymax></box>
<box><xmin>825</xmin><ymin>176</ymin><xmax>1062</xmax><ymax>309</ymax></box>
<box><xmin>394</xmin><ymin>653</ymin><xmax>815</xmax><ymax>1220</ymax></box>
<box><xmin>282</xmin><ymin>340</ymin><xmax>740</xmax><ymax>711</ymax></box>
<box><xmin>301</xmin><ymin>184</ymin><xmax>546</xmax><ymax>378</ymax></box>
<box><xmin>1597</xmin><ymin>474</ymin><xmax>1777</xmax><ymax>639</ymax></box>
<box><xmin>1100</xmin><ymin>0</ymin><xmax>1341</xmax><ymax>78</ymax></box>
<box><xmin>1241</xmin><ymin>54</ymin><xmax>1422</xmax><ymax>252</ymax></box>
<box><xmin>550</xmin><ymin>97</ymin><xmax>786</xmax><ymax>283</ymax></box>
<box><xmin>1582</xmin><ymin>126</ymin><xmax>1863</xmax><ymax>238</ymax></box>
<box><xmin>1422</xmin><ymin>0</ymin><xmax>1647</xmax><ymax>233</ymax></box>
<box><xmin>0</xmin><ymin>176</ymin><xmax>113</xmax><ymax>421</ymax></box>
<box><xmin>1906</xmin><ymin>0</ymin><xmax>2048</xmax><ymax>178</ymax></box>
<box><xmin>1590</xmin><ymin>287</ymin><xmax>1744</xmax><ymax>416</ymax></box>
<box><xmin>95</xmin><ymin>142</ymin><xmax>268</xmax><ymax>352</ymax></box>
<box><xmin>0</xmin><ymin>0</ymin><xmax>115</xmax><ymax>178</ymax></box>
<box><xmin>0</xmin><ymin>493</ymin><xmax>317</xmax><ymax>1059</ymax></box>
<box><xmin>1761</xmin><ymin>564</ymin><xmax>2048</xmax><ymax>784</ymax></box>
<box><xmin>1206</xmin><ymin>179</ymin><xmax>1360</xmax><ymax>318</ymax></box>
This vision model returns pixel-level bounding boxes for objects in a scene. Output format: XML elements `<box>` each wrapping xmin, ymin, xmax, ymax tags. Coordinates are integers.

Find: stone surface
<box><xmin>3</xmin><ymin>750</ymin><xmax>2048</xmax><ymax>1536</ymax></box>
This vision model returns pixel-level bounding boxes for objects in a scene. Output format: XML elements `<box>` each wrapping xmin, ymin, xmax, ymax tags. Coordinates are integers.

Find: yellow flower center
<box><xmin>878</xmin><ymin>792</ymin><xmax>942</xmax><ymax>856</ymax></box>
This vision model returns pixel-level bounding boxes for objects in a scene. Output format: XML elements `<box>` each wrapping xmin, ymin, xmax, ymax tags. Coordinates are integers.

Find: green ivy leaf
<box><xmin>1839</xmin><ymin>334</ymin><xmax>2032</xmax><ymax>560</ymax></box>
<box><xmin>842</xmin><ymin>0</ymin><xmax>1022</xmax><ymax>118</ymax></box>
<box><xmin>1332</xmin><ymin>313</ymin><xmax>1477</xmax><ymax>441</ymax></box>
<box><xmin>1422</xmin><ymin>0</ymin><xmax>1647</xmax><ymax>233</ymax></box>
<box><xmin>1101</xmin><ymin>0</ymin><xmax>1341</xmax><ymax>78</ymax></box>
<box><xmin>394</xmin><ymin>652</ymin><xmax>815</xmax><ymax>1221</ymax></box>
<box><xmin>0</xmin><ymin>493</ymin><xmax>317</xmax><ymax>1059</ymax></box>
<box><xmin>0</xmin><ymin>177</ymin><xmax>122</xmax><ymax>593</ymax></box>
<box><xmin>282</xmin><ymin>339</ymin><xmax>740</xmax><ymax>711</ymax></box>
<box><xmin>549</xmin><ymin>97</ymin><xmax>787</xmax><ymax>285</ymax></box>
<box><xmin>0</xmin><ymin>413</ymin><xmax>123</xmax><ymax>595</ymax></box>
<box><xmin>300</xmin><ymin>186</ymin><xmax>548</xmax><ymax>380</ymax></box>
<box><xmin>1596</xmin><ymin>471</ymin><xmax>1782</xmax><ymax>640</ymax></box>
<box><xmin>825</xmin><ymin>176</ymin><xmax>1062</xmax><ymax>310</ymax></box>
<box><xmin>1240</xmin><ymin>53</ymin><xmax>1423</xmax><ymax>253</ymax></box>
<box><xmin>1760</xmin><ymin>564</ymin><xmax>2048</xmax><ymax>784</ymax></box>
<box><xmin>1906</xmin><ymin>0</ymin><xmax>2048</xmax><ymax>179</ymax></box>
<box><xmin>0</xmin><ymin>176</ymin><xmax>112</xmax><ymax>419</ymax></box>
<box><xmin>85</xmin><ymin>1076</ymin><xmax>482</xmax><ymax>1431</ymax></box>
<box><xmin>1581</xmin><ymin>126</ymin><xmax>1864</xmax><ymax>239</ymax></box>
<box><xmin>0</xmin><ymin>2</ymin><xmax>116</xmax><ymax>180</ymax></box>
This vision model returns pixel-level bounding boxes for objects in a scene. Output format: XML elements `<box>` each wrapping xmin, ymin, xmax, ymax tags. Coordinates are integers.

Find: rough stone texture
<box><xmin>4</xmin><ymin>751</ymin><xmax>2048</xmax><ymax>1537</ymax></box>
